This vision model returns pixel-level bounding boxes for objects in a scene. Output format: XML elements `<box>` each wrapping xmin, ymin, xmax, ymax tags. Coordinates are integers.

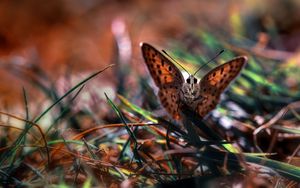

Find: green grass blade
<box><xmin>245</xmin><ymin>154</ymin><xmax>300</xmax><ymax>182</ymax></box>
<box><xmin>34</xmin><ymin>64</ymin><xmax>114</xmax><ymax>123</ymax></box>
<box><xmin>117</xmin><ymin>94</ymin><xmax>158</xmax><ymax>123</ymax></box>
<box><xmin>105</xmin><ymin>93</ymin><xmax>142</xmax><ymax>165</ymax></box>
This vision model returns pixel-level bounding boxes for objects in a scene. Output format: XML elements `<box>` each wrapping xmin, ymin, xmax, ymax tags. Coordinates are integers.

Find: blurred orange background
<box><xmin>1</xmin><ymin>0</ymin><xmax>300</xmax><ymax>108</ymax></box>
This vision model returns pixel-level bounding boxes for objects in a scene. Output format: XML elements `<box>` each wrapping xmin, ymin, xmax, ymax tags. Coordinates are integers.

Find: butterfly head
<box><xmin>186</xmin><ymin>75</ymin><xmax>197</xmax><ymax>85</ymax></box>
<box><xmin>180</xmin><ymin>75</ymin><xmax>201</xmax><ymax>104</ymax></box>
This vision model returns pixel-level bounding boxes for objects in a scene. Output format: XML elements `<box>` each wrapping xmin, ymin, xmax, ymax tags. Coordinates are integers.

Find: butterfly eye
<box><xmin>194</xmin><ymin>78</ymin><xmax>197</xmax><ymax>83</ymax></box>
<box><xmin>187</xmin><ymin>78</ymin><xmax>190</xmax><ymax>84</ymax></box>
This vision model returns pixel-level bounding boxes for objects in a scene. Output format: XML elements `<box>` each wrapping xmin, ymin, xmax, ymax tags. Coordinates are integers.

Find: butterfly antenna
<box><xmin>162</xmin><ymin>50</ymin><xmax>190</xmax><ymax>75</ymax></box>
<box><xmin>193</xmin><ymin>49</ymin><xmax>224</xmax><ymax>76</ymax></box>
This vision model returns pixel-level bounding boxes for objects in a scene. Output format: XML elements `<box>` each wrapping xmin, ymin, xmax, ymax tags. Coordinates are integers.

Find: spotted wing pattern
<box><xmin>158</xmin><ymin>87</ymin><xmax>181</xmax><ymax>120</ymax></box>
<box><xmin>197</xmin><ymin>56</ymin><xmax>247</xmax><ymax>117</ymax></box>
<box><xmin>141</xmin><ymin>43</ymin><xmax>184</xmax><ymax>119</ymax></box>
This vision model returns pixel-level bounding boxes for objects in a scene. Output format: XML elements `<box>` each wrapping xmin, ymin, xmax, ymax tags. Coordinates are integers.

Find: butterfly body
<box><xmin>180</xmin><ymin>75</ymin><xmax>202</xmax><ymax>108</ymax></box>
<box><xmin>141</xmin><ymin>43</ymin><xmax>247</xmax><ymax>120</ymax></box>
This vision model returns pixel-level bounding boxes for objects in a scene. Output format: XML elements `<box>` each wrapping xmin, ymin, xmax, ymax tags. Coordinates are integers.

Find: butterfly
<box><xmin>141</xmin><ymin>43</ymin><xmax>247</xmax><ymax>120</ymax></box>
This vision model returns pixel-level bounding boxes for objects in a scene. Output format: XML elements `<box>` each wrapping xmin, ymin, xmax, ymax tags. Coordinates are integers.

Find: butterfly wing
<box><xmin>141</xmin><ymin>43</ymin><xmax>184</xmax><ymax>119</ymax></box>
<box><xmin>197</xmin><ymin>56</ymin><xmax>247</xmax><ymax>117</ymax></box>
<box><xmin>158</xmin><ymin>87</ymin><xmax>181</xmax><ymax>120</ymax></box>
<box><xmin>141</xmin><ymin>43</ymin><xmax>184</xmax><ymax>88</ymax></box>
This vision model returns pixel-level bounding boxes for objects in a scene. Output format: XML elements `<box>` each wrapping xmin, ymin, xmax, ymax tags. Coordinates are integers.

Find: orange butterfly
<box><xmin>141</xmin><ymin>43</ymin><xmax>247</xmax><ymax>120</ymax></box>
